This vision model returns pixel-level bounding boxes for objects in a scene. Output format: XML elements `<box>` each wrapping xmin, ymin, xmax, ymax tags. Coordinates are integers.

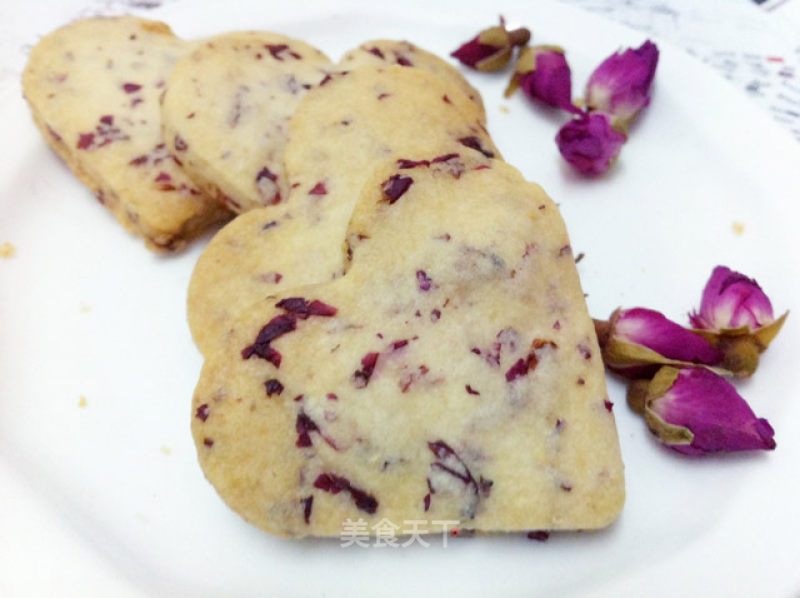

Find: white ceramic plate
<box><xmin>2</xmin><ymin>1</ymin><xmax>799</xmax><ymax>596</ymax></box>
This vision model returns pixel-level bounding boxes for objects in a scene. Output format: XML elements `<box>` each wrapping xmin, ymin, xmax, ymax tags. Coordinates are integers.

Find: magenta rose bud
<box><xmin>451</xmin><ymin>22</ymin><xmax>531</xmax><ymax>72</ymax></box>
<box><xmin>691</xmin><ymin>266</ymin><xmax>775</xmax><ymax>331</ymax></box>
<box><xmin>689</xmin><ymin>266</ymin><xmax>788</xmax><ymax>378</ymax></box>
<box><xmin>595</xmin><ymin>307</ymin><xmax>723</xmax><ymax>377</ymax></box>
<box><xmin>585</xmin><ymin>40</ymin><xmax>659</xmax><ymax>130</ymax></box>
<box><xmin>644</xmin><ymin>367</ymin><xmax>776</xmax><ymax>455</ymax></box>
<box><xmin>506</xmin><ymin>46</ymin><xmax>582</xmax><ymax>114</ymax></box>
<box><xmin>555</xmin><ymin>112</ymin><xmax>627</xmax><ymax>175</ymax></box>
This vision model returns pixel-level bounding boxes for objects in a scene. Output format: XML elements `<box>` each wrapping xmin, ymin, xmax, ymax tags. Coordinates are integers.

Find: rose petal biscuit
<box><xmin>161</xmin><ymin>32</ymin><xmax>332</xmax><ymax>213</ymax></box>
<box><xmin>338</xmin><ymin>39</ymin><xmax>485</xmax><ymax>118</ymax></box>
<box><xmin>191</xmin><ymin>150</ymin><xmax>625</xmax><ymax>537</ymax></box>
<box><xmin>22</xmin><ymin>16</ymin><xmax>228</xmax><ymax>252</ymax></box>
<box><xmin>187</xmin><ymin>65</ymin><xmax>499</xmax><ymax>355</ymax></box>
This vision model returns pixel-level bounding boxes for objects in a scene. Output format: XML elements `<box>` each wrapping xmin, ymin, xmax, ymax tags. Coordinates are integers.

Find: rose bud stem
<box><xmin>626</xmin><ymin>379</ymin><xmax>650</xmax><ymax>415</ymax></box>
<box><xmin>718</xmin><ymin>335</ymin><xmax>761</xmax><ymax>379</ymax></box>
<box><xmin>507</xmin><ymin>28</ymin><xmax>532</xmax><ymax>47</ymax></box>
<box><xmin>594</xmin><ymin>318</ymin><xmax>611</xmax><ymax>350</ymax></box>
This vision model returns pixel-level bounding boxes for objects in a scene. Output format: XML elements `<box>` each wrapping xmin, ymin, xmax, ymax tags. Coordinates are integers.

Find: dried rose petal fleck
<box><xmin>264</xmin><ymin>379</ymin><xmax>284</xmax><ymax>396</ymax></box>
<box><xmin>195</xmin><ymin>403</ymin><xmax>210</xmax><ymax>422</ymax></box>
<box><xmin>241</xmin><ymin>314</ymin><xmax>297</xmax><ymax>366</ymax></box>
<box><xmin>426</xmin><ymin>440</ymin><xmax>484</xmax><ymax>518</ymax></box>
<box><xmin>295</xmin><ymin>411</ymin><xmax>319</xmax><ymax>447</ymax></box>
<box><xmin>275</xmin><ymin>297</ymin><xmax>337</xmax><ymax>319</ymax></box>
<box><xmin>352</xmin><ymin>352</ymin><xmax>380</xmax><ymax>388</ymax></box>
<box><xmin>416</xmin><ymin>270</ymin><xmax>433</xmax><ymax>291</ymax></box>
<box><xmin>256</xmin><ymin>166</ymin><xmax>277</xmax><ymax>183</ymax></box>
<box><xmin>308</xmin><ymin>181</ymin><xmax>327</xmax><ymax>195</ymax></box>
<box><xmin>301</xmin><ymin>495</ymin><xmax>313</xmax><ymax>524</ymax></box>
<box><xmin>505</xmin><ymin>357</ymin><xmax>531</xmax><ymax>382</ymax></box>
<box><xmin>122</xmin><ymin>82</ymin><xmax>142</xmax><ymax>94</ymax></box>
<box><xmin>397</xmin><ymin>158</ymin><xmax>430</xmax><ymax>169</ymax></box>
<box><xmin>313</xmin><ymin>473</ymin><xmax>378</xmax><ymax>514</ymax></box>
<box><xmin>76</xmin><ymin>133</ymin><xmax>95</xmax><ymax>150</ymax></box>
<box><xmin>644</xmin><ymin>366</ymin><xmax>776</xmax><ymax>455</ymax></box>
<box><xmin>458</xmin><ymin>136</ymin><xmax>495</xmax><ymax>159</ymax></box>
<box><xmin>432</xmin><ymin>152</ymin><xmax>460</xmax><ymax>164</ymax></box>
<box><xmin>555</xmin><ymin>112</ymin><xmax>627</xmax><ymax>175</ymax></box>
<box><xmin>381</xmin><ymin>174</ymin><xmax>413</xmax><ymax>204</ymax></box>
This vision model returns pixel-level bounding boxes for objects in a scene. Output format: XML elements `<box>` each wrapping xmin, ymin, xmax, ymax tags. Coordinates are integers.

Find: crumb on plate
<box><xmin>732</xmin><ymin>221</ymin><xmax>745</xmax><ymax>235</ymax></box>
<box><xmin>78</xmin><ymin>395</ymin><xmax>87</xmax><ymax>408</ymax></box>
<box><xmin>0</xmin><ymin>242</ymin><xmax>15</xmax><ymax>258</ymax></box>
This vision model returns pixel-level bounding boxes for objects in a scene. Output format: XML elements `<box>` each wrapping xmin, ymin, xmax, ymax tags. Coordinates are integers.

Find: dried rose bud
<box><xmin>504</xmin><ymin>46</ymin><xmax>582</xmax><ymax>114</ymax></box>
<box><xmin>451</xmin><ymin>22</ymin><xmax>531</xmax><ymax>72</ymax></box>
<box><xmin>585</xmin><ymin>40</ymin><xmax>659</xmax><ymax>131</ymax></box>
<box><xmin>595</xmin><ymin>307</ymin><xmax>723</xmax><ymax>378</ymax></box>
<box><xmin>555</xmin><ymin>112</ymin><xmax>627</xmax><ymax>175</ymax></box>
<box><xmin>690</xmin><ymin>265</ymin><xmax>786</xmax><ymax>334</ymax></box>
<box><xmin>689</xmin><ymin>266</ymin><xmax>788</xmax><ymax>378</ymax></box>
<box><xmin>643</xmin><ymin>366</ymin><xmax>776</xmax><ymax>455</ymax></box>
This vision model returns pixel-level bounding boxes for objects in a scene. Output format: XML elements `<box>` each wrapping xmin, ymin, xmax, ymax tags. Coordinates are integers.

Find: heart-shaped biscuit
<box><xmin>187</xmin><ymin>65</ymin><xmax>498</xmax><ymax>355</ymax></box>
<box><xmin>191</xmin><ymin>150</ymin><xmax>624</xmax><ymax>537</ymax></box>
<box><xmin>22</xmin><ymin>16</ymin><xmax>228</xmax><ymax>251</ymax></box>
<box><xmin>161</xmin><ymin>32</ymin><xmax>332</xmax><ymax>213</ymax></box>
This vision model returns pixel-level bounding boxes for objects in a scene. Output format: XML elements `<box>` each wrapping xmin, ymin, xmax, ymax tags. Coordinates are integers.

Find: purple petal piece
<box><xmin>416</xmin><ymin>270</ymin><xmax>433</xmax><ymax>291</ymax></box>
<box><xmin>648</xmin><ymin>368</ymin><xmax>776</xmax><ymax>455</ymax></box>
<box><xmin>690</xmin><ymin>266</ymin><xmax>775</xmax><ymax>331</ymax></box>
<box><xmin>615</xmin><ymin>308</ymin><xmax>723</xmax><ymax>365</ymax></box>
<box><xmin>585</xmin><ymin>40</ymin><xmax>659</xmax><ymax>126</ymax></box>
<box><xmin>381</xmin><ymin>174</ymin><xmax>413</xmax><ymax>204</ymax></box>
<box><xmin>555</xmin><ymin>112</ymin><xmax>627</xmax><ymax>175</ymax></box>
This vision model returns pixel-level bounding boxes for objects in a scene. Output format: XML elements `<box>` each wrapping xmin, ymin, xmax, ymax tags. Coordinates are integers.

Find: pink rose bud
<box><xmin>595</xmin><ymin>307</ymin><xmax>723</xmax><ymax>378</ymax></box>
<box><xmin>451</xmin><ymin>21</ymin><xmax>531</xmax><ymax>72</ymax></box>
<box><xmin>585</xmin><ymin>40</ymin><xmax>659</xmax><ymax>130</ymax></box>
<box><xmin>644</xmin><ymin>366</ymin><xmax>776</xmax><ymax>456</ymax></box>
<box><xmin>689</xmin><ymin>265</ymin><xmax>788</xmax><ymax>378</ymax></box>
<box><xmin>505</xmin><ymin>46</ymin><xmax>582</xmax><ymax>114</ymax></box>
<box><xmin>555</xmin><ymin>112</ymin><xmax>627</xmax><ymax>175</ymax></box>
<box><xmin>691</xmin><ymin>266</ymin><xmax>776</xmax><ymax>331</ymax></box>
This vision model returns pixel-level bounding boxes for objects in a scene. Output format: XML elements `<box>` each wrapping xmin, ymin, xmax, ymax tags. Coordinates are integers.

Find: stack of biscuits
<box><xmin>23</xmin><ymin>16</ymin><xmax>625</xmax><ymax>538</ymax></box>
